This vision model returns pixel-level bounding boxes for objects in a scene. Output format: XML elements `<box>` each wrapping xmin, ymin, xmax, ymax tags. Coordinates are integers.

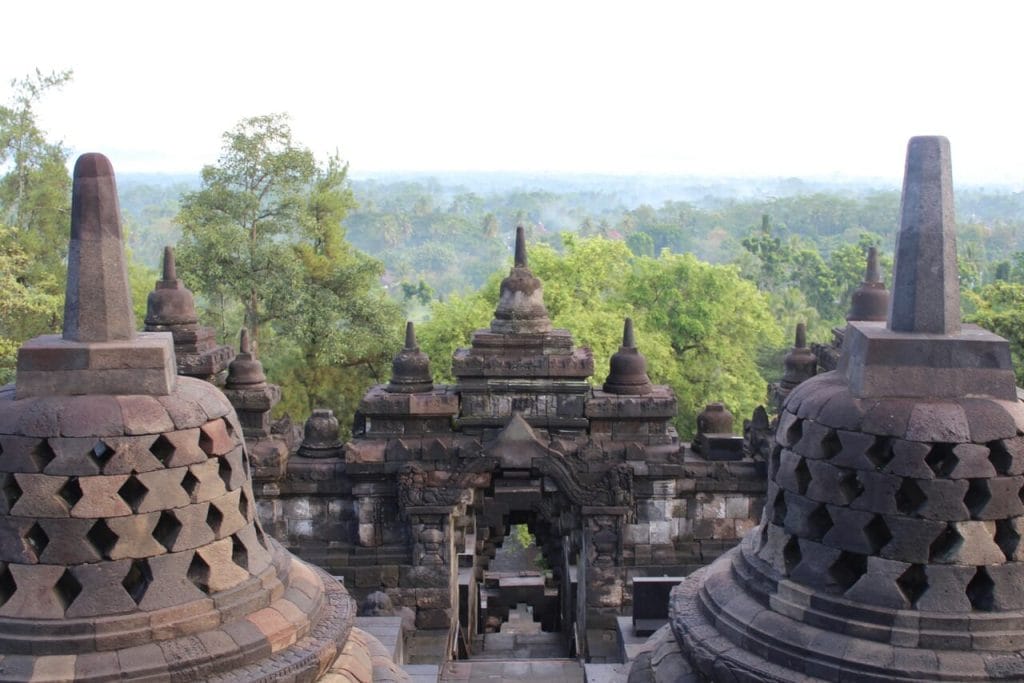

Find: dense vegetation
<box><xmin>5</xmin><ymin>71</ymin><xmax>1024</xmax><ymax>438</ymax></box>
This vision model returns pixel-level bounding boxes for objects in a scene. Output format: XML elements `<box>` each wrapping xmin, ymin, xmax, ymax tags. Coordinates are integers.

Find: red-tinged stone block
<box><xmin>247</xmin><ymin>607</ymin><xmax>297</xmax><ymax>652</ymax></box>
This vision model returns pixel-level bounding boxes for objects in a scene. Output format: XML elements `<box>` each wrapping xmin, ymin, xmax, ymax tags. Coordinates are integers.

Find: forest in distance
<box><xmin>5</xmin><ymin>71</ymin><xmax>1024</xmax><ymax>441</ymax></box>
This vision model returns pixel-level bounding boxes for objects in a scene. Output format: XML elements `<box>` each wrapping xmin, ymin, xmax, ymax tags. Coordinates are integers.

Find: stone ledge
<box><xmin>841</xmin><ymin>321</ymin><xmax>1017</xmax><ymax>400</ymax></box>
<box><xmin>16</xmin><ymin>332</ymin><xmax>176</xmax><ymax>399</ymax></box>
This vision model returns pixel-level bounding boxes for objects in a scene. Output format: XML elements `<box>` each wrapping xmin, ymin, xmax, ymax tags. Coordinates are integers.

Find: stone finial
<box><xmin>145</xmin><ymin>245</ymin><xmax>199</xmax><ymax>327</ymax></box>
<box><xmin>491</xmin><ymin>228</ymin><xmax>552</xmax><ymax>334</ymax></box>
<box><xmin>16</xmin><ymin>153</ymin><xmax>176</xmax><ymax>398</ymax></box>
<box><xmin>603</xmin><ymin>318</ymin><xmax>653</xmax><ymax>395</ymax></box>
<box><xmin>387</xmin><ymin>322</ymin><xmax>433</xmax><ymax>393</ymax></box>
<box><xmin>846</xmin><ymin>246</ymin><xmax>889</xmax><ymax>322</ymax></box>
<box><xmin>514</xmin><ymin>224</ymin><xmax>528</xmax><ymax>267</ymax></box>
<box><xmin>888</xmin><ymin>136</ymin><xmax>960</xmax><ymax>334</ymax></box>
<box><xmin>781</xmin><ymin>323</ymin><xmax>816</xmax><ymax>390</ymax></box>
<box><xmin>298</xmin><ymin>408</ymin><xmax>343</xmax><ymax>458</ymax></box>
<box><xmin>225</xmin><ymin>328</ymin><xmax>267</xmax><ymax>389</ymax></box>
<box><xmin>63</xmin><ymin>153</ymin><xmax>136</xmax><ymax>342</ymax></box>
<box><xmin>622</xmin><ymin>317</ymin><xmax>637</xmax><ymax>348</ymax></box>
<box><xmin>163</xmin><ymin>245</ymin><xmax>176</xmax><ymax>280</ymax></box>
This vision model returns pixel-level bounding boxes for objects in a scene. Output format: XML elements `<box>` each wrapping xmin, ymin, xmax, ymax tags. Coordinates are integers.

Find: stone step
<box><xmin>440</xmin><ymin>658</ymin><xmax>584</xmax><ymax>683</ymax></box>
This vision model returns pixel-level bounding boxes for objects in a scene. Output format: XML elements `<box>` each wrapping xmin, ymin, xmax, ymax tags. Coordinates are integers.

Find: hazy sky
<box><xmin>3</xmin><ymin>1</ymin><xmax>1023</xmax><ymax>184</ymax></box>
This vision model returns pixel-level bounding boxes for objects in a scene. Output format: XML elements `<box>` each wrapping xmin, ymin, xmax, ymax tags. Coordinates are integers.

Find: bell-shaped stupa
<box><xmin>631</xmin><ymin>137</ymin><xmax>1024</xmax><ymax>682</ymax></box>
<box><xmin>0</xmin><ymin>153</ymin><xmax>397</xmax><ymax>681</ymax></box>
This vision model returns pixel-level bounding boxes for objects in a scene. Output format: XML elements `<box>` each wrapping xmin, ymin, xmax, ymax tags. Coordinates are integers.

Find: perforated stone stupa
<box><xmin>630</xmin><ymin>136</ymin><xmax>1024</xmax><ymax>682</ymax></box>
<box><xmin>0</xmin><ymin>153</ymin><xmax>403</xmax><ymax>682</ymax></box>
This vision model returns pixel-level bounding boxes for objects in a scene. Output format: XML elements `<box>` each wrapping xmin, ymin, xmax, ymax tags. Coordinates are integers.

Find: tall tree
<box><xmin>176</xmin><ymin>114</ymin><xmax>400</xmax><ymax>428</ymax></box>
<box><xmin>0</xmin><ymin>69</ymin><xmax>73</xmax><ymax>380</ymax></box>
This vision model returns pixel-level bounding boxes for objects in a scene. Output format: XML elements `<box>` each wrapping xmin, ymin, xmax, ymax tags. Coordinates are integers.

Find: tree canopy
<box><xmin>417</xmin><ymin>235</ymin><xmax>782</xmax><ymax>437</ymax></box>
<box><xmin>175</xmin><ymin>114</ymin><xmax>401</xmax><ymax>430</ymax></box>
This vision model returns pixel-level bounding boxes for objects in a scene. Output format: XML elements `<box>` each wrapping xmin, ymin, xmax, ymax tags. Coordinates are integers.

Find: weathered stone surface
<box><xmin>889</xmin><ymin>136</ymin><xmax>959</xmax><ymax>335</ymax></box>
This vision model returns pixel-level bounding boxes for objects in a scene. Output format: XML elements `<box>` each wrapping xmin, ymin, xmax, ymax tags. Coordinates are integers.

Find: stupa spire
<box><xmin>490</xmin><ymin>227</ymin><xmax>552</xmax><ymax>334</ymax></box>
<box><xmin>63</xmin><ymin>153</ymin><xmax>136</xmax><ymax>342</ymax></box>
<box><xmin>888</xmin><ymin>136</ymin><xmax>960</xmax><ymax>334</ymax></box>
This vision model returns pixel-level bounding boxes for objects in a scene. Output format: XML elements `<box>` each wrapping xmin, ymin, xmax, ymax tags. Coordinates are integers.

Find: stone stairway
<box><xmin>439</xmin><ymin>658</ymin><xmax>584</xmax><ymax>682</ymax></box>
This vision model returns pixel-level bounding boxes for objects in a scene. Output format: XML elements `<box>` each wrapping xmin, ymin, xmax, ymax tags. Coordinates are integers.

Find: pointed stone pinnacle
<box><xmin>514</xmin><ymin>225</ymin><xmax>528</xmax><ymax>267</ymax></box>
<box><xmin>795</xmin><ymin>322</ymin><xmax>807</xmax><ymax>349</ymax></box>
<box><xmin>63</xmin><ymin>153</ymin><xmax>136</xmax><ymax>342</ymax></box>
<box><xmin>622</xmin><ymin>318</ymin><xmax>636</xmax><ymax>348</ymax></box>
<box><xmin>163</xmin><ymin>246</ymin><xmax>177</xmax><ymax>281</ymax></box>
<box><xmin>404</xmin><ymin>321</ymin><xmax>418</xmax><ymax>351</ymax></box>
<box><xmin>865</xmin><ymin>246</ymin><xmax>881</xmax><ymax>283</ymax></box>
<box><xmin>239</xmin><ymin>328</ymin><xmax>252</xmax><ymax>355</ymax></box>
<box><xmin>888</xmin><ymin>136</ymin><xmax>960</xmax><ymax>335</ymax></box>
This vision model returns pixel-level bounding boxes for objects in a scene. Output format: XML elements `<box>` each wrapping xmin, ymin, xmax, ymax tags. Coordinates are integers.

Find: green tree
<box><xmin>966</xmin><ymin>282</ymin><xmax>1024</xmax><ymax>384</ymax></box>
<box><xmin>418</xmin><ymin>235</ymin><xmax>781</xmax><ymax>437</ymax></box>
<box><xmin>0</xmin><ymin>69</ymin><xmax>74</xmax><ymax>379</ymax></box>
<box><xmin>176</xmin><ymin>114</ymin><xmax>401</xmax><ymax>428</ymax></box>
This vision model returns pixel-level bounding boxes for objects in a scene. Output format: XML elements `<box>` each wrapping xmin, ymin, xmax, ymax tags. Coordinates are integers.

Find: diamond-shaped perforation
<box><xmin>896</xmin><ymin>479</ymin><xmax>926</xmax><ymax>515</ymax></box>
<box><xmin>32</xmin><ymin>439</ymin><xmax>56</xmax><ymax>472</ymax></box>
<box><xmin>55</xmin><ymin>569</ymin><xmax>82</xmax><ymax>610</ymax></box>
<box><xmin>206</xmin><ymin>504</ymin><xmax>224</xmax><ymax>535</ymax></box>
<box><xmin>996</xmin><ymin>519</ymin><xmax>1020</xmax><ymax>561</ymax></box>
<box><xmin>0</xmin><ymin>563</ymin><xmax>14</xmax><ymax>607</ymax></box>
<box><xmin>925</xmin><ymin>444</ymin><xmax>957</xmax><ymax>477</ymax></box>
<box><xmin>218</xmin><ymin>458</ymin><xmax>233</xmax><ymax>490</ymax></box>
<box><xmin>118</xmin><ymin>476</ymin><xmax>148</xmax><ymax>513</ymax></box>
<box><xmin>785</xmin><ymin>418</ymin><xmax>804</xmax><ymax>450</ymax></box>
<box><xmin>58</xmin><ymin>477</ymin><xmax>83</xmax><ymax>509</ymax></box>
<box><xmin>87</xmin><ymin>519</ymin><xmax>118</xmax><ymax>559</ymax></box>
<box><xmin>989</xmin><ymin>441</ymin><xmax>1014</xmax><ymax>475</ymax></box>
<box><xmin>929</xmin><ymin>524</ymin><xmax>961</xmax><ymax>562</ymax></box>
<box><xmin>820</xmin><ymin>429</ymin><xmax>842</xmax><ymax>460</ymax></box>
<box><xmin>87</xmin><ymin>440</ymin><xmax>115</xmax><ymax>470</ymax></box>
<box><xmin>254</xmin><ymin>522</ymin><xmax>268</xmax><ymax>549</ymax></box>
<box><xmin>122</xmin><ymin>559</ymin><xmax>152</xmax><ymax>604</ymax></box>
<box><xmin>967</xmin><ymin>567</ymin><xmax>995</xmax><ymax>611</ymax></box>
<box><xmin>838</xmin><ymin>470</ymin><xmax>864</xmax><ymax>504</ymax></box>
<box><xmin>965</xmin><ymin>479</ymin><xmax>992</xmax><ymax>518</ymax></box>
<box><xmin>806</xmin><ymin>504</ymin><xmax>834</xmax><ymax>541</ymax></box>
<box><xmin>769</xmin><ymin>446</ymin><xmax>782</xmax><ymax>479</ymax></box>
<box><xmin>771</xmin><ymin>489</ymin><xmax>787</xmax><ymax>526</ymax></box>
<box><xmin>153</xmin><ymin>511</ymin><xmax>182</xmax><ymax>552</ymax></box>
<box><xmin>238</xmin><ymin>489</ymin><xmax>251</xmax><ymax>522</ymax></box>
<box><xmin>25</xmin><ymin>522</ymin><xmax>49</xmax><ymax>560</ymax></box>
<box><xmin>794</xmin><ymin>459</ymin><xmax>812</xmax><ymax>495</ymax></box>
<box><xmin>149</xmin><ymin>434</ymin><xmax>175</xmax><ymax>466</ymax></box>
<box><xmin>864</xmin><ymin>515</ymin><xmax>893</xmax><ymax>554</ymax></box>
<box><xmin>829</xmin><ymin>551</ymin><xmax>867</xmax><ymax>592</ymax></box>
<box><xmin>231</xmin><ymin>534</ymin><xmax>249</xmax><ymax>571</ymax></box>
<box><xmin>866</xmin><ymin>437</ymin><xmax>895</xmax><ymax>469</ymax></box>
<box><xmin>181</xmin><ymin>470</ymin><xmax>200</xmax><ymax>500</ymax></box>
<box><xmin>222</xmin><ymin>417</ymin><xmax>236</xmax><ymax>439</ymax></box>
<box><xmin>187</xmin><ymin>552</ymin><xmax>211</xmax><ymax>593</ymax></box>
<box><xmin>896</xmin><ymin>564</ymin><xmax>927</xmax><ymax>607</ymax></box>
<box><xmin>1</xmin><ymin>474</ymin><xmax>22</xmax><ymax>509</ymax></box>
<box><xmin>783</xmin><ymin>536</ymin><xmax>802</xmax><ymax>574</ymax></box>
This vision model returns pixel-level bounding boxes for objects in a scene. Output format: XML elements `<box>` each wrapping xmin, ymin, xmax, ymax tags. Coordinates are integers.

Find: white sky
<box><xmin>2</xmin><ymin>1</ymin><xmax>1023</xmax><ymax>184</ymax></box>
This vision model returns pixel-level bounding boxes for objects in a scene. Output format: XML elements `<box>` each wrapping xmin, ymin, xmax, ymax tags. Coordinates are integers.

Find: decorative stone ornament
<box><xmin>298</xmin><ymin>408</ymin><xmax>344</xmax><ymax>458</ymax></box>
<box><xmin>144</xmin><ymin>246</ymin><xmax>234</xmax><ymax>380</ymax></box>
<box><xmin>780</xmin><ymin>322</ymin><xmax>816</xmax><ymax>391</ymax></box>
<box><xmin>490</xmin><ymin>225</ymin><xmax>553</xmax><ymax>334</ymax></box>
<box><xmin>847</xmin><ymin>246</ymin><xmax>890</xmax><ymax>322</ymax></box>
<box><xmin>632</xmin><ymin>137</ymin><xmax>1024</xmax><ymax>682</ymax></box>
<box><xmin>386</xmin><ymin>322</ymin><xmax>434</xmax><ymax>394</ymax></box>
<box><xmin>603</xmin><ymin>318</ymin><xmax>654</xmax><ymax>395</ymax></box>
